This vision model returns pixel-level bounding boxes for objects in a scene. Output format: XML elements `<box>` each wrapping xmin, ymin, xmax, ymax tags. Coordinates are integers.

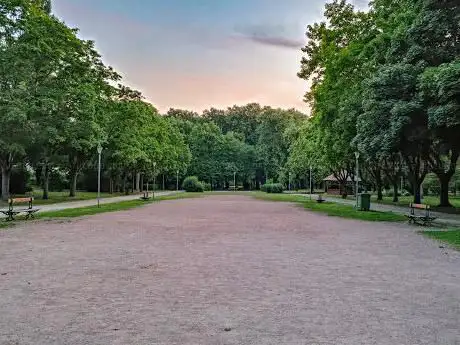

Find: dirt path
<box><xmin>0</xmin><ymin>196</ymin><xmax>459</xmax><ymax>345</ymax></box>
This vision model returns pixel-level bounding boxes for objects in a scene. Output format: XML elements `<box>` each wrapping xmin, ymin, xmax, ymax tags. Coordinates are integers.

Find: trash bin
<box><xmin>358</xmin><ymin>193</ymin><xmax>371</xmax><ymax>211</ymax></box>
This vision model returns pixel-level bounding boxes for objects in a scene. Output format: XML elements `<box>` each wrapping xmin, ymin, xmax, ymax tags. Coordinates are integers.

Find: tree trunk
<box><xmin>69</xmin><ymin>171</ymin><xmax>78</xmax><ymax>197</ymax></box>
<box><xmin>123</xmin><ymin>174</ymin><xmax>128</xmax><ymax>195</ymax></box>
<box><xmin>109</xmin><ymin>178</ymin><xmax>113</xmax><ymax>194</ymax></box>
<box><xmin>377</xmin><ymin>184</ymin><xmax>383</xmax><ymax>201</ymax></box>
<box><xmin>136</xmin><ymin>172</ymin><xmax>140</xmax><ymax>192</ymax></box>
<box><xmin>131</xmin><ymin>172</ymin><xmax>135</xmax><ymax>193</ymax></box>
<box><xmin>392</xmin><ymin>182</ymin><xmax>399</xmax><ymax>203</ymax></box>
<box><xmin>42</xmin><ymin>163</ymin><xmax>50</xmax><ymax>200</ymax></box>
<box><xmin>35</xmin><ymin>165</ymin><xmax>43</xmax><ymax>187</ymax></box>
<box><xmin>339</xmin><ymin>182</ymin><xmax>347</xmax><ymax>199</ymax></box>
<box><xmin>413</xmin><ymin>181</ymin><xmax>422</xmax><ymax>204</ymax></box>
<box><xmin>162</xmin><ymin>174</ymin><xmax>165</xmax><ymax>191</ymax></box>
<box><xmin>140</xmin><ymin>174</ymin><xmax>144</xmax><ymax>192</ymax></box>
<box><xmin>1</xmin><ymin>166</ymin><xmax>11</xmax><ymax>201</ymax></box>
<box><xmin>439</xmin><ymin>176</ymin><xmax>451</xmax><ymax>207</ymax></box>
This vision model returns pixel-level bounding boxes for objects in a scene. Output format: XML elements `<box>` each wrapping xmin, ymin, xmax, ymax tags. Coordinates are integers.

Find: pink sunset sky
<box><xmin>53</xmin><ymin>0</ymin><xmax>368</xmax><ymax>114</ymax></box>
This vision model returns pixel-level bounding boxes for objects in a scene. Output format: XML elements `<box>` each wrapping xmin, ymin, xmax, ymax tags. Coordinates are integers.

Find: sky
<box><xmin>52</xmin><ymin>0</ymin><xmax>368</xmax><ymax>114</ymax></box>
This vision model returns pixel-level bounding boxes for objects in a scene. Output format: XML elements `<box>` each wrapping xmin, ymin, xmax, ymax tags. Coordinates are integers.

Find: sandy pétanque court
<box><xmin>0</xmin><ymin>195</ymin><xmax>459</xmax><ymax>345</ymax></box>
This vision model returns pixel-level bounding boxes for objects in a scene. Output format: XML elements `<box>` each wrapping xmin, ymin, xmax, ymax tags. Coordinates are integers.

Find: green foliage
<box><xmin>260</xmin><ymin>183</ymin><xmax>284</xmax><ymax>194</ymax></box>
<box><xmin>182</xmin><ymin>176</ymin><xmax>204</xmax><ymax>193</ymax></box>
<box><xmin>296</xmin><ymin>0</ymin><xmax>460</xmax><ymax>208</ymax></box>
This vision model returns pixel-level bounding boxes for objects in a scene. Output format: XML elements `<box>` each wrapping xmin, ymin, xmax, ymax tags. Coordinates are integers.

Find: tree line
<box><xmin>290</xmin><ymin>0</ymin><xmax>459</xmax><ymax>207</ymax></box>
<box><xmin>2</xmin><ymin>0</ymin><xmax>459</xmax><ymax>206</ymax></box>
<box><xmin>0</xmin><ymin>0</ymin><xmax>305</xmax><ymax>200</ymax></box>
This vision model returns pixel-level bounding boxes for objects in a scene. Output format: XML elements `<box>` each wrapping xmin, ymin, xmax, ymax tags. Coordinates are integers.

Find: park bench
<box><xmin>140</xmin><ymin>191</ymin><xmax>151</xmax><ymax>200</ymax></box>
<box><xmin>0</xmin><ymin>197</ymin><xmax>40</xmax><ymax>221</ymax></box>
<box><xmin>406</xmin><ymin>203</ymin><xmax>436</xmax><ymax>226</ymax></box>
<box><xmin>316</xmin><ymin>194</ymin><xmax>325</xmax><ymax>203</ymax></box>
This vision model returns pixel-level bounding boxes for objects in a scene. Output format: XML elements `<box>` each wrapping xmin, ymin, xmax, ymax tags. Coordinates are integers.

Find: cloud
<box><xmin>233</xmin><ymin>24</ymin><xmax>304</xmax><ymax>49</ymax></box>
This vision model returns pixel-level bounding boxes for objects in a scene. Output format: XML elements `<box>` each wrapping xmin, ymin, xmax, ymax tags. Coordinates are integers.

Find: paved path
<box><xmin>293</xmin><ymin>193</ymin><xmax>460</xmax><ymax>227</ymax></box>
<box><xmin>36</xmin><ymin>191</ymin><xmax>179</xmax><ymax>213</ymax></box>
<box><xmin>0</xmin><ymin>195</ymin><xmax>459</xmax><ymax>344</ymax></box>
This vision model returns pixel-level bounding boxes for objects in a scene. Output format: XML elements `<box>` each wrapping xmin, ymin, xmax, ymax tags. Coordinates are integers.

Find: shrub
<box><xmin>9</xmin><ymin>165</ymin><xmax>33</xmax><ymax>195</ymax></box>
<box><xmin>424</xmin><ymin>173</ymin><xmax>440</xmax><ymax>196</ymax></box>
<box><xmin>202</xmin><ymin>182</ymin><xmax>211</xmax><ymax>191</ymax></box>
<box><xmin>182</xmin><ymin>176</ymin><xmax>204</xmax><ymax>192</ymax></box>
<box><xmin>49</xmin><ymin>168</ymin><xmax>69</xmax><ymax>192</ymax></box>
<box><xmin>386</xmin><ymin>190</ymin><xmax>401</xmax><ymax>198</ymax></box>
<box><xmin>261</xmin><ymin>183</ymin><xmax>284</xmax><ymax>194</ymax></box>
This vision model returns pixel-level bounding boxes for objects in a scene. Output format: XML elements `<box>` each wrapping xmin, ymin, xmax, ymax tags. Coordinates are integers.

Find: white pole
<box><xmin>97</xmin><ymin>151</ymin><xmax>101</xmax><ymax>208</ymax></box>
<box><xmin>97</xmin><ymin>144</ymin><xmax>102</xmax><ymax>208</ymax></box>
<box><xmin>153</xmin><ymin>162</ymin><xmax>156</xmax><ymax>199</ymax></box>
<box><xmin>355</xmin><ymin>152</ymin><xmax>360</xmax><ymax>209</ymax></box>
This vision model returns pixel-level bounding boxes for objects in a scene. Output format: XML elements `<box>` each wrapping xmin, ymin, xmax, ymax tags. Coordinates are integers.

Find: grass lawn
<box><xmin>0</xmin><ymin>190</ymin><xmax>137</xmax><ymax>206</ymax></box>
<box><xmin>0</xmin><ymin>222</ymin><xmax>14</xmax><ymax>229</ymax></box>
<box><xmin>422</xmin><ymin>229</ymin><xmax>460</xmax><ymax>250</ymax></box>
<box><xmin>370</xmin><ymin>195</ymin><xmax>460</xmax><ymax>209</ymax></box>
<box><xmin>37</xmin><ymin>192</ymin><xmax>202</xmax><ymax>218</ymax></box>
<box><xmin>253</xmin><ymin>192</ymin><xmax>406</xmax><ymax>222</ymax></box>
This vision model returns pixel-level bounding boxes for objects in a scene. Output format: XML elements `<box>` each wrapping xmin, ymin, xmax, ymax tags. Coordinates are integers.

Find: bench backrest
<box><xmin>409</xmin><ymin>203</ymin><xmax>430</xmax><ymax>210</ymax></box>
<box><xmin>8</xmin><ymin>197</ymin><xmax>33</xmax><ymax>205</ymax></box>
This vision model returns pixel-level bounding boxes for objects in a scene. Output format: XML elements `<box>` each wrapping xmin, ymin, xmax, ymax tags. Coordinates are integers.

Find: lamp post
<box><xmin>288</xmin><ymin>172</ymin><xmax>291</xmax><ymax>191</ymax></box>
<box><xmin>176</xmin><ymin>170</ymin><xmax>179</xmax><ymax>191</ymax></box>
<box><xmin>355</xmin><ymin>151</ymin><xmax>360</xmax><ymax>208</ymax></box>
<box><xmin>153</xmin><ymin>161</ymin><xmax>157</xmax><ymax>199</ymax></box>
<box><xmin>233</xmin><ymin>172</ymin><xmax>236</xmax><ymax>192</ymax></box>
<box><xmin>97</xmin><ymin>144</ymin><xmax>102</xmax><ymax>208</ymax></box>
<box><xmin>309</xmin><ymin>165</ymin><xmax>312</xmax><ymax>200</ymax></box>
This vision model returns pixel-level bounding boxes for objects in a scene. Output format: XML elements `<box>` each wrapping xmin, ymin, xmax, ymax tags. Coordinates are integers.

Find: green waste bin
<box><xmin>358</xmin><ymin>193</ymin><xmax>371</xmax><ymax>211</ymax></box>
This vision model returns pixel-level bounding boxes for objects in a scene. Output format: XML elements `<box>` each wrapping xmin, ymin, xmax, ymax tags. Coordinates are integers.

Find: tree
<box><xmin>420</xmin><ymin>61</ymin><xmax>460</xmax><ymax>206</ymax></box>
<box><xmin>0</xmin><ymin>0</ymin><xmax>40</xmax><ymax>199</ymax></box>
<box><xmin>57</xmin><ymin>38</ymin><xmax>119</xmax><ymax>197</ymax></box>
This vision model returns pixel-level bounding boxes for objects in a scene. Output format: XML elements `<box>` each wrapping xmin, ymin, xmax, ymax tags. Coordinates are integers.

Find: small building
<box><xmin>323</xmin><ymin>173</ymin><xmax>360</xmax><ymax>196</ymax></box>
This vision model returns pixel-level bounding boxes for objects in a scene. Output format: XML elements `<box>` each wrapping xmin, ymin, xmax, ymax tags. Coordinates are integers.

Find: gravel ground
<box><xmin>0</xmin><ymin>195</ymin><xmax>459</xmax><ymax>345</ymax></box>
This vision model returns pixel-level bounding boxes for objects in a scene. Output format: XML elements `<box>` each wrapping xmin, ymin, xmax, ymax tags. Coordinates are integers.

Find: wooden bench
<box><xmin>0</xmin><ymin>197</ymin><xmax>40</xmax><ymax>221</ymax></box>
<box><xmin>406</xmin><ymin>203</ymin><xmax>436</xmax><ymax>226</ymax></box>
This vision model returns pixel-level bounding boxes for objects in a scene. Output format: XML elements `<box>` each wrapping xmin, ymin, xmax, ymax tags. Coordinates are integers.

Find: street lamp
<box><xmin>97</xmin><ymin>143</ymin><xmax>103</xmax><ymax>208</ymax></box>
<box><xmin>309</xmin><ymin>165</ymin><xmax>312</xmax><ymax>201</ymax></box>
<box><xmin>355</xmin><ymin>151</ymin><xmax>360</xmax><ymax>208</ymax></box>
<box><xmin>288</xmin><ymin>172</ymin><xmax>291</xmax><ymax>191</ymax></box>
<box><xmin>233</xmin><ymin>172</ymin><xmax>236</xmax><ymax>192</ymax></box>
<box><xmin>153</xmin><ymin>161</ymin><xmax>157</xmax><ymax>199</ymax></box>
<box><xmin>176</xmin><ymin>170</ymin><xmax>179</xmax><ymax>191</ymax></box>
